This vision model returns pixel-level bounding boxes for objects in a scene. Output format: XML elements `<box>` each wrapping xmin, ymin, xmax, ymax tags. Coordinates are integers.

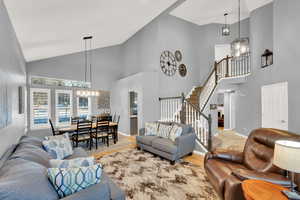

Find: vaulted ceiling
<box><xmin>4</xmin><ymin>0</ymin><xmax>272</xmax><ymax>62</ymax></box>
<box><xmin>171</xmin><ymin>0</ymin><xmax>273</xmax><ymax>25</ymax></box>
<box><xmin>4</xmin><ymin>0</ymin><xmax>177</xmax><ymax>62</ymax></box>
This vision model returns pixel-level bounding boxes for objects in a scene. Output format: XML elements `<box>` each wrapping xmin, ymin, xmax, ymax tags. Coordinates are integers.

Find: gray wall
<box><xmin>235</xmin><ymin>1</ymin><xmax>300</xmax><ymax>136</ymax></box>
<box><xmin>0</xmin><ymin>0</ymin><xmax>26</xmax><ymax>157</ymax></box>
<box><xmin>25</xmin><ymin>12</ymin><xmax>251</xmax><ymax>136</ymax></box>
<box><xmin>27</xmin><ymin>45</ymin><xmax>122</xmax><ymax>91</ymax></box>
<box><xmin>273</xmin><ymin>0</ymin><xmax>300</xmax><ymax>134</ymax></box>
<box><xmin>235</xmin><ymin>3</ymin><xmax>274</xmax><ymax>135</ymax></box>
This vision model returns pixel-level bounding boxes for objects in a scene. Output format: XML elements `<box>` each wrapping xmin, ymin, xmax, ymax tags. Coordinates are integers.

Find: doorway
<box><xmin>217</xmin><ymin>91</ymin><xmax>236</xmax><ymax>131</ymax></box>
<box><xmin>262</xmin><ymin>82</ymin><xmax>288</xmax><ymax>130</ymax></box>
<box><xmin>129</xmin><ymin>91</ymin><xmax>138</xmax><ymax>136</ymax></box>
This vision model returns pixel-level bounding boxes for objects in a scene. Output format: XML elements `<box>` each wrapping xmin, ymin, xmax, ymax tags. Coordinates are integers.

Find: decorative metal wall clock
<box><xmin>175</xmin><ymin>50</ymin><xmax>182</xmax><ymax>62</ymax></box>
<box><xmin>160</xmin><ymin>51</ymin><xmax>177</xmax><ymax>76</ymax></box>
<box><xmin>178</xmin><ymin>64</ymin><xmax>187</xmax><ymax>77</ymax></box>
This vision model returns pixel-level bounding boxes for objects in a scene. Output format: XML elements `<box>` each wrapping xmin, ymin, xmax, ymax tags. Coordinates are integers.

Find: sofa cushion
<box><xmin>66</xmin><ymin>147</ymin><xmax>88</xmax><ymax>160</ymax></box>
<box><xmin>50</xmin><ymin>157</ymin><xmax>95</xmax><ymax>168</ymax></box>
<box><xmin>0</xmin><ymin>158</ymin><xmax>59</xmax><ymax>200</ymax></box>
<box><xmin>19</xmin><ymin>135</ymin><xmax>43</xmax><ymax>148</ymax></box>
<box><xmin>47</xmin><ymin>164</ymin><xmax>102</xmax><ymax>198</ymax></box>
<box><xmin>9</xmin><ymin>143</ymin><xmax>52</xmax><ymax>168</ymax></box>
<box><xmin>136</xmin><ymin>136</ymin><xmax>157</xmax><ymax>146</ymax></box>
<box><xmin>0</xmin><ymin>144</ymin><xmax>17</xmax><ymax>170</ymax></box>
<box><xmin>151</xmin><ymin>138</ymin><xmax>178</xmax><ymax>154</ymax></box>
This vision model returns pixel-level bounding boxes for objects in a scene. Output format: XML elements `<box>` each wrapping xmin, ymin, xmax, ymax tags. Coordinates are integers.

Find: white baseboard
<box><xmin>234</xmin><ymin>132</ymin><xmax>248</xmax><ymax>138</ymax></box>
<box><xmin>193</xmin><ymin>150</ymin><xmax>206</xmax><ymax>156</ymax></box>
<box><xmin>196</xmin><ymin>140</ymin><xmax>209</xmax><ymax>153</ymax></box>
<box><xmin>118</xmin><ymin>131</ymin><xmax>130</xmax><ymax>136</ymax></box>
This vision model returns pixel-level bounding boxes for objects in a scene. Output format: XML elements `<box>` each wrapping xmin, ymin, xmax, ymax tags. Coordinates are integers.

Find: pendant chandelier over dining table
<box><xmin>77</xmin><ymin>36</ymin><xmax>100</xmax><ymax>97</ymax></box>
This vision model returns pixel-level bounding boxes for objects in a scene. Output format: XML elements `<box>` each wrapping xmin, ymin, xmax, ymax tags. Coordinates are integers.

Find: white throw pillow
<box><xmin>169</xmin><ymin>125</ymin><xmax>183</xmax><ymax>142</ymax></box>
<box><xmin>43</xmin><ymin>133</ymin><xmax>73</xmax><ymax>159</ymax></box>
<box><xmin>50</xmin><ymin>157</ymin><xmax>95</xmax><ymax>168</ymax></box>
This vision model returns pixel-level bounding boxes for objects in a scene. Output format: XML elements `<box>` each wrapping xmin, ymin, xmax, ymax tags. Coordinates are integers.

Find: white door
<box><xmin>262</xmin><ymin>82</ymin><xmax>288</xmax><ymax>130</ymax></box>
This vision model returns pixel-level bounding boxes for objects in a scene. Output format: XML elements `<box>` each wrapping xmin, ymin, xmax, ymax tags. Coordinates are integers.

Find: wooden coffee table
<box><xmin>242</xmin><ymin>180</ymin><xmax>289</xmax><ymax>200</ymax></box>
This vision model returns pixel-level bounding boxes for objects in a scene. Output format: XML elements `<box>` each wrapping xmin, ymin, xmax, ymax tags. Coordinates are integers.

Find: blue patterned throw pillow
<box><xmin>43</xmin><ymin>133</ymin><xmax>73</xmax><ymax>159</ymax></box>
<box><xmin>47</xmin><ymin>164</ymin><xmax>102</xmax><ymax>198</ymax></box>
<box><xmin>145</xmin><ymin>122</ymin><xmax>159</xmax><ymax>136</ymax></box>
<box><xmin>49</xmin><ymin>157</ymin><xmax>95</xmax><ymax>168</ymax></box>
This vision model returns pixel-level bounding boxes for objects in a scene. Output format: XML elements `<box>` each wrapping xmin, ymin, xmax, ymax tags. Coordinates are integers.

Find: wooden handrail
<box><xmin>158</xmin><ymin>96</ymin><xmax>182</xmax><ymax>101</ymax></box>
<box><xmin>217</xmin><ymin>56</ymin><xmax>233</xmax><ymax>65</ymax></box>
<box><xmin>158</xmin><ymin>53</ymin><xmax>251</xmax><ymax>152</ymax></box>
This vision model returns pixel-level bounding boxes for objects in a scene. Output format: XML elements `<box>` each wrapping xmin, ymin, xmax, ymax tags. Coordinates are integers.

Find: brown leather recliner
<box><xmin>204</xmin><ymin>128</ymin><xmax>300</xmax><ymax>200</ymax></box>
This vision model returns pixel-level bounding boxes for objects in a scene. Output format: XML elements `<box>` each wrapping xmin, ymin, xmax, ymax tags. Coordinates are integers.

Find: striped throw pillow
<box><xmin>169</xmin><ymin>125</ymin><xmax>183</xmax><ymax>142</ymax></box>
<box><xmin>157</xmin><ymin>124</ymin><xmax>172</xmax><ymax>138</ymax></box>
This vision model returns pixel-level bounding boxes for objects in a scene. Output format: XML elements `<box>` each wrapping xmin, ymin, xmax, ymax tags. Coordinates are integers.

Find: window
<box><xmin>31</xmin><ymin>76</ymin><xmax>91</xmax><ymax>89</ymax></box>
<box><xmin>55</xmin><ymin>90</ymin><xmax>73</xmax><ymax>126</ymax></box>
<box><xmin>30</xmin><ymin>88</ymin><xmax>51</xmax><ymax>129</ymax></box>
<box><xmin>77</xmin><ymin>97</ymin><xmax>91</xmax><ymax>119</ymax></box>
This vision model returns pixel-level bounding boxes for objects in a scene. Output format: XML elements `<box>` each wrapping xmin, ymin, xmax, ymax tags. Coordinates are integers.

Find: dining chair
<box><xmin>115</xmin><ymin>115</ymin><xmax>120</xmax><ymax>124</ymax></box>
<box><xmin>72</xmin><ymin>120</ymin><xmax>93</xmax><ymax>150</ymax></box>
<box><xmin>91</xmin><ymin>120</ymin><xmax>109</xmax><ymax>149</ymax></box>
<box><xmin>49</xmin><ymin>119</ymin><xmax>59</xmax><ymax>136</ymax></box>
<box><xmin>108</xmin><ymin>115</ymin><xmax>120</xmax><ymax>144</ymax></box>
<box><xmin>71</xmin><ymin>117</ymin><xmax>80</xmax><ymax>125</ymax></box>
<box><xmin>112</xmin><ymin>113</ymin><xmax>116</xmax><ymax>122</ymax></box>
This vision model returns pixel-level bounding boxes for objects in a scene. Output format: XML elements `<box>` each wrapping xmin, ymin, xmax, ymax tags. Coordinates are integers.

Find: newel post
<box><xmin>207</xmin><ymin>114</ymin><xmax>212</xmax><ymax>152</ymax></box>
<box><xmin>214</xmin><ymin>61</ymin><xmax>218</xmax><ymax>84</ymax></box>
<box><xmin>226</xmin><ymin>55</ymin><xmax>230</xmax><ymax>77</ymax></box>
<box><xmin>180</xmin><ymin>93</ymin><xmax>186</xmax><ymax>124</ymax></box>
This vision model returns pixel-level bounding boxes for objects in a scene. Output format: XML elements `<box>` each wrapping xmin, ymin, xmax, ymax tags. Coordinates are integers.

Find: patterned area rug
<box><xmin>97</xmin><ymin>149</ymin><xmax>218</xmax><ymax>200</ymax></box>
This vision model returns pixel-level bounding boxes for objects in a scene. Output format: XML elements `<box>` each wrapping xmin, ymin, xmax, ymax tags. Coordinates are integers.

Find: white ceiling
<box><xmin>4</xmin><ymin>0</ymin><xmax>177</xmax><ymax>62</ymax></box>
<box><xmin>4</xmin><ymin>0</ymin><xmax>273</xmax><ymax>62</ymax></box>
<box><xmin>170</xmin><ymin>0</ymin><xmax>273</xmax><ymax>26</ymax></box>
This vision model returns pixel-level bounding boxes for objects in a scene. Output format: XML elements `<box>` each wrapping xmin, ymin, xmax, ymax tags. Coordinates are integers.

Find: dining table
<box><xmin>57</xmin><ymin>122</ymin><xmax>119</xmax><ymax>143</ymax></box>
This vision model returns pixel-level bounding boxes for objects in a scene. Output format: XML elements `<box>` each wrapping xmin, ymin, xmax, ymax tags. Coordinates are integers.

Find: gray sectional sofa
<box><xmin>0</xmin><ymin>135</ymin><xmax>125</xmax><ymax>200</ymax></box>
<box><xmin>136</xmin><ymin>122</ymin><xmax>196</xmax><ymax>164</ymax></box>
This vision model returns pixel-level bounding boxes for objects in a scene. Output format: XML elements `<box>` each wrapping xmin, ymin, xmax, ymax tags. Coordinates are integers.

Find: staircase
<box><xmin>186</xmin><ymin>87</ymin><xmax>202</xmax><ymax>108</ymax></box>
<box><xmin>159</xmin><ymin>53</ymin><xmax>251</xmax><ymax>152</ymax></box>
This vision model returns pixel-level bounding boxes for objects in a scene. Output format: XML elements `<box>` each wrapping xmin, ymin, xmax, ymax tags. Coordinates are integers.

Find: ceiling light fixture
<box><xmin>231</xmin><ymin>0</ymin><xmax>249</xmax><ymax>57</ymax></box>
<box><xmin>77</xmin><ymin>36</ymin><xmax>99</xmax><ymax>97</ymax></box>
<box><xmin>222</xmin><ymin>13</ymin><xmax>230</xmax><ymax>36</ymax></box>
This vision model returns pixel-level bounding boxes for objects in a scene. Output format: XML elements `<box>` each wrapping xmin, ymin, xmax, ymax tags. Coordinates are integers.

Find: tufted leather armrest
<box><xmin>205</xmin><ymin>150</ymin><xmax>244</xmax><ymax>164</ymax></box>
<box><xmin>232</xmin><ymin>168</ymin><xmax>293</xmax><ymax>188</ymax></box>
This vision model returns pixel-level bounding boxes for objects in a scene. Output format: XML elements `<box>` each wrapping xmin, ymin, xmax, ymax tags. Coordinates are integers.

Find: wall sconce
<box><xmin>261</xmin><ymin>49</ymin><xmax>273</xmax><ymax>68</ymax></box>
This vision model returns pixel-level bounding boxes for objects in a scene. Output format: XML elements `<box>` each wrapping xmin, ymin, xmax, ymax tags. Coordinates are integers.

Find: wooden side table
<box><xmin>242</xmin><ymin>180</ymin><xmax>289</xmax><ymax>200</ymax></box>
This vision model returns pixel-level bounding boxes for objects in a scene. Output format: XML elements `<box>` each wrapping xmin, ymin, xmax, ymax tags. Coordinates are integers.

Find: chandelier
<box><xmin>77</xmin><ymin>36</ymin><xmax>100</xmax><ymax>97</ymax></box>
<box><xmin>231</xmin><ymin>0</ymin><xmax>249</xmax><ymax>57</ymax></box>
<box><xmin>222</xmin><ymin>13</ymin><xmax>230</xmax><ymax>36</ymax></box>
